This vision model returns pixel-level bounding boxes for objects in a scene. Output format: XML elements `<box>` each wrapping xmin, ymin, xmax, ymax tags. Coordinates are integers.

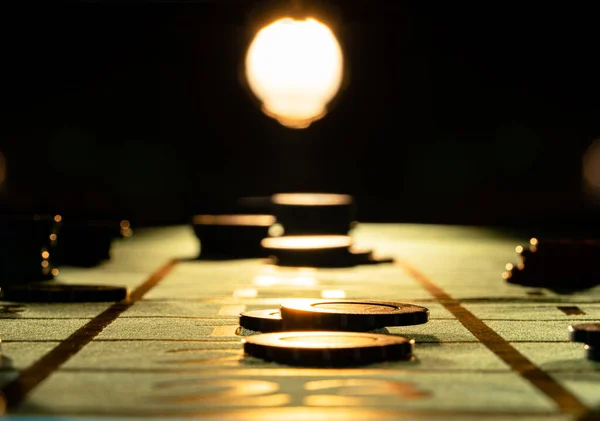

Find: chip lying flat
<box><xmin>243</xmin><ymin>331</ymin><xmax>414</xmax><ymax>367</ymax></box>
<box><xmin>569</xmin><ymin>323</ymin><xmax>600</xmax><ymax>346</ymax></box>
<box><xmin>239</xmin><ymin>309</ymin><xmax>284</xmax><ymax>333</ymax></box>
<box><xmin>0</xmin><ymin>284</ymin><xmax>129</xmax><ymax>303</ymax></box>
<box><xmin>280</xmin><ymin>299</ymin><xmax>429</xmax><ymax>331</ymax></box>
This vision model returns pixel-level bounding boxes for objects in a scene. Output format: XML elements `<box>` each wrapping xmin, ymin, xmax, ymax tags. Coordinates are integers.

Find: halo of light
<box><xmin>245</xmin><ymin>17</ymin><xmax>343</xmax><ymax>129</ymax></box>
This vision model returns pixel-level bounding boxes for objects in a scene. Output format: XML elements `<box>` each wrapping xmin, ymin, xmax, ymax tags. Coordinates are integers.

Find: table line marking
<box><xmin>395</xmin><ymin>259</ymin><xmax>589</xmax><ymax>416</ymax></box>
<box><xmin>0</xmin><ymin>258</ymin><xmax>179</xmax><ymax>409</ymax></box>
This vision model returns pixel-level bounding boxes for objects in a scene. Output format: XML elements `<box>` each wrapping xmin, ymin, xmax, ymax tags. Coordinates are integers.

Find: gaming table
<box><xmin>1</xmin><ymin>223</ymin><xmax>599</xmax><ymax>420</ymax></box>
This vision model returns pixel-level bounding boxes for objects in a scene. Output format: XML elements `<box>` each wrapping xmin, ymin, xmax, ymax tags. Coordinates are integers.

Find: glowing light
<box><xmin>530</xmin><ymin>238</ymin><xmax>538</xmax><ymax>246</ymax></box>
<box><xmin>272</xmin><ymin>193</ymin><xmax>352</xmax><ymax>206</ymax></box>
<box><xmin>49</xmin><ymin>234</ymin><xmax>57</xmax><ymax>241</ymax></box>
<box><xmin>262</xmin><ymin>235</ymin><xmax>352</xmax><ymax>250</ymax></box>
<box><xmin>41</xmin><ymin>261</ymin><xmax>49</xmax><ymax>268</ymax></box>
<box><xmin>54</xmin><ymin>215</ymin><xmax>62</xmax><ymax>223</ymax></box>
<box><xmin>253</xmin><ymin>269</ymin><xmax>317</xmax><ymax>287</ymax></box>
<box><xmin>515</xmin><ymin>245</ymin><xmax>523</xmax><ymax>254</ymax></box>
<box><xmin>51</xmin><ymin>268</ymin><xmax>59</xmax><ymax>276</ymax></box>
<box><xmin>505</xmin><ymin>263</ymin><xmax>513</xmax><ymax>271</ymax></box>
<box><xmin>268</xmin><ymin>223</ymin><xmax>284</xmax><ymax>237</ymax></box>
<box><xmin>41</xmin><ymin>251</ymin><xmax>50</xmax><ymax>259</ymax></box>
<box><xmin>321</xmin><ymin>289</ymin><xmax>346</xmax><ymax>299</ymax></box>
<box><xmin>245</xmin><ymin>18</ymin><xmax>343</xmax><ymax>129</ymax></box>
<box><xmin>233</xmin><ymin>288</ymin><xmax>258</xmax><ymax>298</ymax></box>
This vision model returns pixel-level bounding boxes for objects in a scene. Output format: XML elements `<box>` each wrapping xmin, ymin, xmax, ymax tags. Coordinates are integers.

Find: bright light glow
<box><xmin>321</xmin><ymin>289</ymin><xmax>346</xmax><ymax>299</ymax></box>
<box><xmin>262</xmin><ymin>235</ymin><xmax>352</xmax><ymax>250</ymax></box>
<box><xmin>253</xmin><ymin>266</ymin><xmax>317</xmax><ymax>287</ymax></box>
<box><xmin>245</xmin><ymin>17</ymin><xmax>343</xmax><ymax>129</ymax></box>
<box><xmin>233</xmin><ymin>288</ymin><xmax>258</xmax><ymax>298</ymax></box>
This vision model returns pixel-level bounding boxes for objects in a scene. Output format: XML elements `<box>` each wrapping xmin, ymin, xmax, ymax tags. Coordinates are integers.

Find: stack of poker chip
<box><xmin>191</xmin><ymin>214</ymin><xmax>275</xmax><ymax>259</ymax></box>
<box><xmin>263</xmin><ymin>193</ymin><xmax>393</xmax><ymax>268</ymax></box>
<box><xmin>0</xmin><ymin>213</ymin><xmax>131</xmax><ymax>303</ymax></box>
<box><xmin>0</xmin><ymin>214</ymin><xmax>62</xmax><ymax>284</ymax></box>
<box><xmin>55</xmin><ymin>217</ymin><xmax>133</xmax><ymax>267</ymax></box>
<box><xmin>569</xmin><ymin>323</ymin><xmax>600</xmax><ymax>362</ymax></box>
<box><xmin>239</xmin><ymin>299</ymin><xmax>430</xmax><ymax>367</ymax></box>
<box><xmin>503</xmin><ymin>238</ymin><xmax>600</xmax><ymax>290</ymax></box>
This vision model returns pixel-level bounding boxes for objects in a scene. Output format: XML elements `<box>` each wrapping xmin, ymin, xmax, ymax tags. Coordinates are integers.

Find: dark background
<box><xmin>2</xmin><ymin>2</ymin><xmax>600</xmax><ymax>233</ymax></box>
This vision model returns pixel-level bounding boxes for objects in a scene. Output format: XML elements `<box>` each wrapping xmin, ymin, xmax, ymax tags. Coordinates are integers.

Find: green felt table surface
<box><xmin>1</xmin><ymin>224</ymin><xmax>599</xmax><ymax>420</ymax></box>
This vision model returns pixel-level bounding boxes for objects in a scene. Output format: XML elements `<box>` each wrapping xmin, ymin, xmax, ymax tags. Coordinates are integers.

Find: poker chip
<box><xmin>56</xmin><ymin>218</ymin><xmax>130</xmax><ymax>267</ymax></box>
<box><xmin>507</xmin><ymin>239</ymin><xmax>600</xmax><ymax>290</ymax></box>
<box><xmin>280</xmin><ymin>299</ymin><xmax>429</xmax><ymax>331</ymax></box>
<box><xmin>192</xmin><ymin>214</ymin><xmax>275</xmax><ymax>259</ymax></box>
<box><xmin>239</xmin><ymin>309</ymin><xmax>283</xmax><ymax>333</ymax></box>
<box><xmin>350</xmin><ymin>248</ymin><xmax>395</xmax><ymax>265</ymax></box>
<box><xmin>0</xmin><ymin>284</ymin><xmax>129</xmax><ymax>303</ymax></box>
<box><xmin>261</xmin><ymin>235</ymin><xmax>356</xmax><ymax>267</ymax></box>
<box><xmin>272</xmin><ymin>193</ymin><xmax>356</xmax><ymax>236</ymax></box>
<box><xmin>584</xmin><ymin>344</ymin><xmax>600</xmax><ymax>362</ymax></box>
<box><xmin>568</xmin><ymin>323</ymin><xmax>600</xmax><ymax>346</ymax></box>
<box><xmin>243</xmin><ymin>331</ymin><xmax>414</xmax><ymax>367</ymax></box>
<box><xmin>0</xmin><ymin>214</ymin><xmax>62</xmax><ymax>284</ymax></box>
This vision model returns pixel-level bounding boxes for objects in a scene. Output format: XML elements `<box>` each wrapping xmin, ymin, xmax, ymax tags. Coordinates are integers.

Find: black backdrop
<box><xmin>2</xmin><ymin>2</ymin><xmax>600</xmax><ymax>232</ymax></box>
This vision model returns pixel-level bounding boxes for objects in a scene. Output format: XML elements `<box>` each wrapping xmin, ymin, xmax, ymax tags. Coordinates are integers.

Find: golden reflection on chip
<box><xmin>272</xmin><ymin>193</ymin><xmax>352</xmax><ymax>206</ymax></box>
<box><xmin>583</xmin><ymin>138</ymin><xmax>600</xmax><ymax>188</ymax></box>
<box><xmin>193</xmin><ymin>214</ymin><xmax>275</xmax><ymax>226</ymax></box>
<box><xmin>262</xmin><ymin>235</ymin><xmax>352</xmax><ymax>250</ymax></box>
<box><xmin>245</xmin><ymin>18</ymin><xmax>343</xmax><ymax>129</ymax></box>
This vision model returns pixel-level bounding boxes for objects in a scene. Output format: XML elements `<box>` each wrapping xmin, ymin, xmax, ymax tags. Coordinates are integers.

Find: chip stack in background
<box><xmin>0</xmin><ymin>214</ymin><xmax>62</xmax><ymax>285</ymax></box>
<box><xmin>271</xmin><ymin>193</ymin><xmax>356</xmax><ymax>236</ymax></box>
<box><xmin>0</xmin><ymin>214</ymin><xmax>131</xmax><ymax>303</ymax></box>
<box><xmin>503</xmin><ymin>238</ymin><xmax>600</xmax><ymax>290</ymax></box>
<box><xmin>264</xmin><ymin>193</ymin><xmax>392</xmax><ymax>268</ymax></box>
<box><xmin>55</xmin><ymin>217</ymin><xmax>133</xmax><ymax>268</ymax></box>
<box><xmin>569</xmin><ymin>323</ymin><xmax>600</xmax><ymax>362</ymax></box>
